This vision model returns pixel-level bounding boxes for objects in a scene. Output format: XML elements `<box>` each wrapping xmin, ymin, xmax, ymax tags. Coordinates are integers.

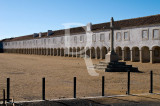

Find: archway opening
<box><xmin>132</xmin><ymin>47</ymin><xmax>140</xmax><ymax>62</ymax></box>
<box><xmin>124</xmin><ymin>47</ymin><xmax>131</xmax><ymax>61</ymax></box>
<box><xmin>141</xmin><ymin>46</ymin><xmax>150</xmax><ymax>63</ymax></box>
<box><xmin>116</xmin><ymin>47</ymin><xmax>122</xmax><ymax>60</ymax></box>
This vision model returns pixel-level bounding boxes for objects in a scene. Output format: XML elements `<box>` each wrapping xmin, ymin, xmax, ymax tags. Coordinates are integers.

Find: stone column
<box><xmin>95</xmin><ymin>49</ymin><xmax>98</xmax><ymax>59</ymax></box>
<box><xmin>139</xmin><ymin>50</ymin><xmax>142</xmax><ymax>63</ymax></box>
<box><xmin>130</xmin><ymin>50</ymin><xmax>133</xmax><ymax>62</ymax></box>
<box><xmin>122</xmin><ymin>50</ymin><xmax>125</xmax><ymax>61</ymax></box>
<box><xmin>90</xmin><ymin>49</ymin><xmax>92</xmax><ymax>59</ymax></box>
<box><xmin>75</xmin><ymin>48</ymin><xmax>78</xmax><ymax>58</ymax></box>
<box><xmin>100</xmin><ymin>49</ymin><xmax>103</xmax><ymax>59</ymax></box>
<box><xmin>57</xmin><ymin>49</ymin><xmax>59</xmax><ymax>56</ymax></box>
<box><xmin>50</xmin><ymin>48</ymin><xmax>52</xmax><ymax>56</ymax></box>
<box><xmin>150</xmin><ymin>50</ymin><xmax>153</xmax><ymax>63</ymax></box>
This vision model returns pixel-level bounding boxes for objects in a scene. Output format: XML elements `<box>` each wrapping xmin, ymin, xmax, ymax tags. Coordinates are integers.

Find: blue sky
<box><xmin>0</xmin><ymin>0</ymin><xmax>160</xmax><ymax>39</ymax></box>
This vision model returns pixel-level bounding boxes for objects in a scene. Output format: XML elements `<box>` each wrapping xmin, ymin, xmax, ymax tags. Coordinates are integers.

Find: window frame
<box><xmin>152</xmin><ymin>29</ymin><xmax>160</xmax><ymax>40</ymax></box>
<box><xmin>142</xmin><ymin>29</ymin><xmax>149</xmax><ymax>40</ymax></box>
<box><xmin>124</xmin><ymin>31</ymin><xmax>130</xmax><ymax>41</ymax></box>
<box><xmin>116</xmin><ymin>32</ymin><xmax>122</xmax><ymax>41</ymax></box>
<box><xmin>100</xmin><ymin>33</ymin><xmax>105</xmax><ymax>42</ymax></box>
<box><xmin>92</xmin><ymin>34</ymin><xmax>96</xmax><ymax>42</ymax></box>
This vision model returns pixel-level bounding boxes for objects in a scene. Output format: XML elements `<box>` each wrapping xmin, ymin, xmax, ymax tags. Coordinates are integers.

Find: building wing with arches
<box><xmin>1</xmin><ymin>14</ymin><xmax>160</xmax><ymax>63</ymax></box>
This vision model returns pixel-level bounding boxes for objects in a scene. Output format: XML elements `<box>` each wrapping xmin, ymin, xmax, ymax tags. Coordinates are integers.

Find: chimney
<box><xmin>39</xmin><ymin>32</ymin><xmax>42</xmax><ymax>37</ymax></box>
<box><xmin>47</xmin><ymin>30</ymin><xmax>53</xmax><ymax>36</ymax></box>
<box><xmin>86</xmin><ymin>23</ymin><xmax>92</xmax><ymax>32</ymax></box>
<box><xmin>33</xmin><ymin>33</ymin><xmax>38</xmax><ymax>38</ymax></box>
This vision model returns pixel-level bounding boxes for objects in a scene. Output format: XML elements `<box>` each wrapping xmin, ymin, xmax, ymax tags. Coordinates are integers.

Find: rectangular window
<box><xmin>153</xmin><ymin>29</ymin><xmax>159</xmax><ymax>39</ymax></box>
<box><xmin>36</xmin><ymin>40</ymin><xmax>38</xmax><ymax>45</ymax></box>
<box><xmin>142</xmin><ymin>30</ymin><xmax>148</xmax><ymax>39</ymax></box>
<box><xmin>109</xmin><ymin>33</ymin><xmax>110</xmax><ymax>40</ymax></box>
<box><xmin>44</xmin><ymin>39</ymin><xmax>46</xmax><ymax>45</ymax></box>
<box><xmin>53</xmin><ymin>38</ymin><xmax>56</xmax><ymax>44</ymax></box>
<box><xmin>80</xmin><ymin>35</ymin><xmax>84</xmax><ymax>42</ymax></box>
<box><xmin>124</xmin><ymin>32</ymin><xmax>129</xmax><ymax>40</ymax></box>
<box><xmin>100</xmin><ymin>34</ymin><xmax>105</xmax><ymax>42</ymax></box>
<box><xmin>61</xmin><ymin>37</ymin><xmax>64</xmax><ymax>44</ymax></box>
<box><xmin>48</xmin><ymin>39</ymin><xmax>50</xmax><ymax>44</ymax></box>
<box><xmin>92</xmin><ymin>34</ymin><xmax>96</xmax><ymax>42</ymax></box>
<box><xmin>116</xmin><ymin>32</ymin><xmax>121</xmax><ymax>41</ymax></box>
<box><xmin>74</xmin><ymin>36</ymin><xmax>77</xmax><ymax>43</ymax></box>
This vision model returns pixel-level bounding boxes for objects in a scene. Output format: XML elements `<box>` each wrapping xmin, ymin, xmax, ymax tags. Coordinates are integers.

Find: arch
<box><xmin>141</xmin><ymin>46</ymin><xmax>150</xmax><ymax>63</ymax></box>
<box><xmin>96</xmin><ymin>47</ymin><xmax>101</xmax><ymax>59</ymax></box>
<box><xmin>61</xmin><ymin>48</ymin><xmax>64</xmax><ymax>56</ymax></box>
<box><xmin>36</xmin><ymin>48</ymin><xmax>38</xmax><ymax>55</ymax></box>
<box><xmin>132</xmin><ymin>47</ymin><xmax>140</xmax><ymax>62</ymax></box>
<box><xmin>81</xmin><ymin>47</ymin><xmax>85</xmax><ymax>58</ymax></box>
<box><xmin>116</xmin><ymin>46</ymin><xmax>122</xmax><ymax>60</ymax></box>
<box><xmin>39</xmin><ymin>48</ymin><xmax>41</xmax><ymax>55</ymax></box>
<box><xmin>152</xmin><ymin>46</ymin><xmax>160</xmax><ymax>63</ymax></box>
<box><xmin>91</xmin><ymin>47</ymin><xmax>96</xmax><ymax>59</ymax></box>
<box><xmin>73</xmin><ymin>47</ymin><xmax>76</xmax><ymax>57</ymax></box>
<box><xmin>41</xmin><ymin>48</ymin><xmax>43</xmax><ymax>55</ymax></box>
<box><xmin>101</xmin><ymin>46</ymin><xmax>107</xmax><ymax>59</ymax></box>
<box><xmin>77</xmin><ymin>47</ymin><xmax>80</xmax><ymax>57</ymax></box>
<box><xmin>124</xmin><ymin>47</ymin><xmax>131</xmax><ymax>61</ymax></box>
<box><xmin>69</xmin><ymin>47</ymin><xmax>72</xmax><ymax>57</ymax></box>
<box><xmin>54</xmin><ymin>48</ymin><xmax>57</xmax><ymax>56</ymax></box>
<box><xmin>57</xmin><ymin>48</ymin><xmax>60</xmax><ymax>56</ymax></box>
<box><xmin>86</xmin><ymin>47</ymin><xmax>90</xmax><ymax>58</ymax></box>
<box><xmin>51</xmin><ymin>48</ymin><xmax>53</xmax><ymax>56</ymax></box>
<box><xmin>64</xmin><ymin>48</ymin><xmax>68</xmax><ymax>57</ymax></box>
<box><xmin>48</xmin><ymin>48</ymin><xmax>50</xmax><ymax>55</ymax></box>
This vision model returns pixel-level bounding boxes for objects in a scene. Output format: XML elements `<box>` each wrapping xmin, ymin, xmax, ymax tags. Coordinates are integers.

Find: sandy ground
<box><xmin>0</xmin><ymin>53</ymin><xmax>160</xmax><ymax>102</ymax></box>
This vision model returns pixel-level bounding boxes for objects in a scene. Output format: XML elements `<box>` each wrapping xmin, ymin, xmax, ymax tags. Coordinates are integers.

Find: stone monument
<box><xmin>105</xmin><ymin>17</ymin><xmax>139</xmax><ymax>72</ymax></box>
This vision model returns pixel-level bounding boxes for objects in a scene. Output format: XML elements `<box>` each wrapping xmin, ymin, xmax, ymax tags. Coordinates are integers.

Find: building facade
<box><xmin>1</xmin><ymin>14</ymin><xmax>160</xmax><ymax>63</ymax></box>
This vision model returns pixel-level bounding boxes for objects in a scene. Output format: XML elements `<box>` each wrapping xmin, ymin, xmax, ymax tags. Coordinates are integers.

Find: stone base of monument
<box><xmin>105</xmin><ymin>62</ymin><xmax>139</xmax><ymax>72</ymax></box>
<box><xmin>93</xmin><ymin>61</ymin><xmax>139</xmax><ymax>72</ymax></box>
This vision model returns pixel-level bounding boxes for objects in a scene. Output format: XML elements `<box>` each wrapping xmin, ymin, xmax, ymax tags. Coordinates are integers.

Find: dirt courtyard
<box><xmin>0</xmin><ymin>53</ymin><xmax>160</xmax><ymax>101</ymax></box>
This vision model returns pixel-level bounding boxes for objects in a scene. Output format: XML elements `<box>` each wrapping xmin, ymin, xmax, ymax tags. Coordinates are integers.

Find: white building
<box><xmin>1</xmin><ymin>14</ymin><xmax>160</xmax><ymax>63</ymax></box>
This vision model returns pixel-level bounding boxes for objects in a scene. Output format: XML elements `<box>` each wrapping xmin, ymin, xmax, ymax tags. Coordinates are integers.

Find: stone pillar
<box><xmin>50</xmin><ymin>48</ymin><xmax>52</xmax><ymax>56</ymax></box>
<box><xmin>84</xmin><ymin>48</ymin><xmax>86</xmax><ymax>58</ymax></box>
<box><xmin>122</xmin><ymin>50</ymin><xmax>125</xmax><ymax>61</ymax></box>
<box><xmin>140</xmin><ymin>50</ymin><xmax>142</xmax><ymax>63</ymax></box>
<box><xmin>76</xmin><ymin>49</ymin><xmax>78</xmax><ymax>58</ymax></box>
<box><xmin>130</xmin><ymin>50</ymin><xmax>133</xmax><ymax>62</ymax></box>
<box><xmin>95</xmin><ymin>49</ymin><xmax>98</xmax><ymax>59</ymax></box>
<box><xmin>150</xmin><ymin>50</ymin><xmax>153</xmax><ymax>63</ymax></box>
<box><xmin>90</xmin><ymin>49</ymin><xmax>92</xmax><ymax>59</ymax></box>
<box><xmin>100</xmin><ymin>49</ymin><xmax>103</xmax><ymax>59</ymax></box>
<box><xmin>57</xmin><ymin>49</ymin><xmax>59</xmax><ymax>56</ymax></box>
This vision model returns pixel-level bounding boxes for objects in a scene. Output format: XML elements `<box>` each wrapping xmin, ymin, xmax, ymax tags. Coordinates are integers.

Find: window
<box><xmin>116</xmin><ymin>32</ymin><xmax>121</xmax><ymax>41</ymax></box>
<box><xmin>48</xmin><ymin>39</ymin><xmax>50</xmax><ymax>44</ymax></box>
<box><xmin>41</xmin><ymin>39</ymin><xmax>43</xmax><ymax>44</ymax></box>
<box><xmin>44</xmin><ymin>39</ymin><xmax>46</xmax><ymax>45</ymax></box>
<box><xmin>153</xmin><ymin>29</ymin><xmax>159</xmax><ymax>39</ymax></box>
<box><xmin>142</xmin><ymin>30</ymin><xmax>148</xmax><ymax>39</ymax></box>
<box><xmin>61</xmin><ymin>37</ymin><xmax>64</xmax><ymax>44</ymax></box>
<box><xmin>53</xmin><ymin>38</ymin><xmax>56</xmax><ymax>44</ymax></box>
<box><xmin>124</xmin><ymin>32</ymin><xmax>129</xmax><ymax>40</ymax></box>
<box><xmin>100</xmin><ymin>34</ymin><xmax>105</xmax><ymax>42</ymax></box>
<box><xmin>92</xmin><ymin>34</ymin><xmax>96</xmax><ymax>42</ymax></box>
<box><xmin>80</xmin><ymin>35</ymin><xmax>84</xmax><ymax>42</ymax></box>
<box><xmin>74</xmin><ymin>36</ymin><xmax>77</xmax><ymax>43</ymax></box>
<box><xmin>36</xmin><ymin>40</ymin><xmax>38</xmax><ymax>45</ymax></box>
